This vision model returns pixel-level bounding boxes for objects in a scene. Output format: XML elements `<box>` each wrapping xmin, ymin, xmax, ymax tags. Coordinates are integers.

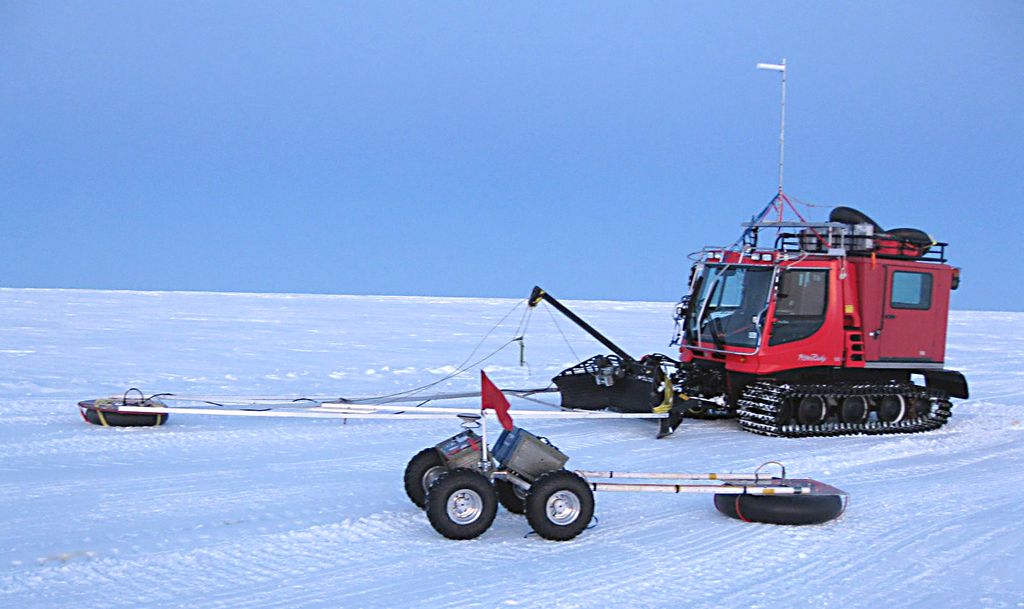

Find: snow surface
<box><xmin>1</xmin><ymin>288</ymin><xmax>1022</xmax><ymax>609</ymax></box>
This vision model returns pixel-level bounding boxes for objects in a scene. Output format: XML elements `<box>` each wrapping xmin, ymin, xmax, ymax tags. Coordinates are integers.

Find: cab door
<box><xmin>877</xmin><ymin>266</ymin><xmax>941</xmax><ymax>362</ymax></box>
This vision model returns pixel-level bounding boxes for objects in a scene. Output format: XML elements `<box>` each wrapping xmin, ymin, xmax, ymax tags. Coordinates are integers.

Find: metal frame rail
<box><xmin>576</xmin><ymin>464</ymin><xmax>847</xmax><ymax>497</ymax></box>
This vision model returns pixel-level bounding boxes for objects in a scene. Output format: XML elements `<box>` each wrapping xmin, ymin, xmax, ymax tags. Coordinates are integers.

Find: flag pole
<box><xmin>479</xmin><ymin>398</ymin><xmax>489</xmax><ymax>468</ymax></box>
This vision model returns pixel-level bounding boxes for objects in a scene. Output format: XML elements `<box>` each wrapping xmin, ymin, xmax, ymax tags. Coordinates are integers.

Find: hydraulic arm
<box><xmin>528</xmin><ymin>286</ymin><xmax>635</xmax><ymax>363</ymax></box>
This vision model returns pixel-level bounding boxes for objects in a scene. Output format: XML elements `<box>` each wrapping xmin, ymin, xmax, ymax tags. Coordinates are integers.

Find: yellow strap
<box><xmin>95</xmin><ymin>407</ymin><xmax>110</xmax><ymax>427</ymax></box>
<box><xmin>652</xmin><ymin>376</ymin><xmax>675</xmax><ymax>414</ymax></box>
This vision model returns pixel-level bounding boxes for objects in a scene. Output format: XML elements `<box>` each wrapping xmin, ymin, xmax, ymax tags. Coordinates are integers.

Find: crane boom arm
<box><xmin>527</xmin><ymin>286</ymin><xmax>635</xmax><ymax>363</ymax></box>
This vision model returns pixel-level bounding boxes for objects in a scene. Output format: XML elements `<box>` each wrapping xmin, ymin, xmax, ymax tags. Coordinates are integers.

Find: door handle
<box><xmin>884</xmin><ymin>314</ymin><xmax>896</xmax><ymax>319</ymax></box>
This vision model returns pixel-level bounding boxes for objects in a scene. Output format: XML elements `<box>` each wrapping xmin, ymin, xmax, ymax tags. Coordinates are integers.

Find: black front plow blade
<box><xmin>552</xmin><ymin>355</ymin><xmax>684</xmax><ymax>438</ymax></box>
<box><xmin>553</xmin><ymin>356</ymin><xmax>660</xmax><ymax>411</ymax></box>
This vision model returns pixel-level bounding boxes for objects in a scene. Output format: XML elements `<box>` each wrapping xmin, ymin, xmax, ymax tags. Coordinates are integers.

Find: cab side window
<box><xmin>891</xmin><ymin>271</ymin><xmax>932</xmax><ymax>310</ymax></box>
<box><xmin>770</xmin><ymin>269</ymin><xmax>828</xmax><ymax>345</ymax></box>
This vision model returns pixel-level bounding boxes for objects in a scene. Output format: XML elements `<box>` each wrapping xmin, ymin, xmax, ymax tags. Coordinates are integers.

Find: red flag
<box><xmin>481</xmin><ymin>370</ymin><xmax>514</xmax><ymax>431</ymax></box>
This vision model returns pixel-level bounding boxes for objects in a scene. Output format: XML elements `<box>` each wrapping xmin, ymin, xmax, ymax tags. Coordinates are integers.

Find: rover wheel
<box><xmin>525</xmin><ymin>470</ymin><xmax>594</xmax><ymax>541</ymax></box>
<box><xmin>403</xmin><ymin>448</ymin><xmax>446</xmax><ymax>509</ymax></box>
<box><xmin>494</xmin><ymin>478</ymin><xmax>527</xmax><ymax>514</ymax></box>
<box><xmin>425</xmin><ymin>469</ymin><xmax>498</xmax><ymax>540</ymax></box>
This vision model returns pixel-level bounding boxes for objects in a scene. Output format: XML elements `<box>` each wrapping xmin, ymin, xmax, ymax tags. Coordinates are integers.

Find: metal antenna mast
<box><xmin>756</xmin><ymin>59</ymin><xmax>787</xmax><ymax>195</ymax></box>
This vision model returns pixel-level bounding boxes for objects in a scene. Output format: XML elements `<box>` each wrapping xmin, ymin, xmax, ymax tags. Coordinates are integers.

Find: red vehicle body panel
<box><xmin>683</xmin><ymin>250</ymin><xmax>954</xmax><ymax>378</ymax></box>
<box><xmin>856</xmin><ymin>259</ymin><xmax>951</xmax><ymax>363</ymax></box>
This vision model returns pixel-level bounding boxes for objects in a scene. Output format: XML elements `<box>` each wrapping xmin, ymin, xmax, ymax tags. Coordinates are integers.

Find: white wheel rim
<box><xmin>447</xmin><ymin>489</ymin><xmax>483</xmax><ymax>525</ymax></box>
<box><xmin>546</xmin><ymin>490</ymin><xmax>582</xmax><ymax>526</ymax></box>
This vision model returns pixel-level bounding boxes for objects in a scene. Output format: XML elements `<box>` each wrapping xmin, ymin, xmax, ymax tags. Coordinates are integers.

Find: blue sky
<box><xmin>2</xmin><ymin>2</ymin><xmax>1021</xmax><ymax>310</ymax></box>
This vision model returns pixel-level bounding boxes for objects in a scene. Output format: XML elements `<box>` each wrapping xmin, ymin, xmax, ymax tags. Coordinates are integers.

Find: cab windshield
<box><xmin>688</xmin><ymin>265</ymin><xmax>773</xmax><ymax>349</ymax></box>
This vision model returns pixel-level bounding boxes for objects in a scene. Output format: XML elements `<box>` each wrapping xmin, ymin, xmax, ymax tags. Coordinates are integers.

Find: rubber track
<box><xmin>735</xmin><ymin>381</ymin><xmax>953</xmax><ymax>438</ymax></box>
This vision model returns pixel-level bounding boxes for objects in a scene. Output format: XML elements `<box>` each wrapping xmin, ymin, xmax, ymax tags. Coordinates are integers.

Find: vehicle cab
<box><xmin>675</xmin><ymin>211</ymin><xmax>961</xmax><ymax>399</ymax></box>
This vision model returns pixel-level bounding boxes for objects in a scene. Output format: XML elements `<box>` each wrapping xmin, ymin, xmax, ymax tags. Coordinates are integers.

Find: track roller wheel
<box><xmin>797</xmin><ymin>396</ymin><xmax>827</xmax><ymax>425</ymax></box>
<box><xmin>403</xmin><ymin>448</ymin><xmax>446</xmax><ymax>509</ymax></box>
<box><xmin>425</xmin><ymin>469</ymin><xmax>498</xmax><ymax>540</ymax></box>
<box><xmin>877</xmin><ymin>395</ymin><xmax>906</xmax><ymax>423</ymax></box>
<box><xmin>840</xmin><ymin>396</ymin><xmax>869</xmax><ymax>424</ymax></box>
<box><xmin>494</xmin><ymin>478</ymin><xmax>527</xmax><ymax>514</ymax></box>
<box><xmin>525</xmin><ymin>470</ymin><xmax>594</xmax><ymax>541</ymax></box>
<box><xmin>713</xmin><ymin>493</ymin><xmax>844</xmax><ymax>525</ymax></box>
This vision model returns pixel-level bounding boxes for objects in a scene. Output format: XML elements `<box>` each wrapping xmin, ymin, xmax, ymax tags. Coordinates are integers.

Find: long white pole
<box><xmin>109</xmin><ymin>405</ymin><xmax>669</xmax><ymax>420</ymax></box>
<box><xmin>575</xmin><ymin>470</ymin><xmax>778</xmax><ymax>482</ymax></box>
<box><xmin>757</xmin><ymin>59</ymin><xmax>787</xmax><ymax>194</ymax></box>
<box><xmin>315</xmin><ymin>404</ymin><xmax>666</xmax><ymax>417</ymax></box>
<box><xmin>587</xmin><ymin>482</ymin><xmax>807</xmax><ymax>495</ymax></box>
<box><xmin>778</xmin><ymin>58</ymin><xmax>787</xmax><ymax>194</ymax></box>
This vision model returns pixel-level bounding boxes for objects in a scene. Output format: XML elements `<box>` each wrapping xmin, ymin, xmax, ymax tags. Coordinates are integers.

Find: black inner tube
<box><xmin>79</xmin><ymin>400</ymin><xmax>169</xmax><ymax>427</ymax></box>
<box><xmin>714</xmin><ymin>493</ymin><xmax>845</xmax><ymax>525</ymax></box>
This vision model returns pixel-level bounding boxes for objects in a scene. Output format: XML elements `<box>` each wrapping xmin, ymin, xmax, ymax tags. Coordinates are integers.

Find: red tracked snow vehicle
<box><xmin>536</xmin><ymin>196</ymin><xmax>969</xmax><ymax>438</ymax></box>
